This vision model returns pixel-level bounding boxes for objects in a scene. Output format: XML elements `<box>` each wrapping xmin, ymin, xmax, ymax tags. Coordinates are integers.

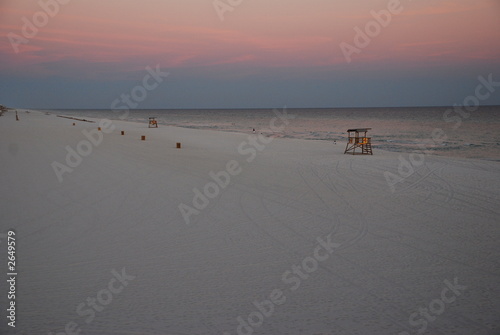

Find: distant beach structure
<box><xmin>344</xmin><ymin>128</ymin><xmax>373</xmax><ymax>155</ymax></box>
<box><xmin>149</xmin><ymin>117</ymin><xmax>158</xmax><ymax>128</ymax></box>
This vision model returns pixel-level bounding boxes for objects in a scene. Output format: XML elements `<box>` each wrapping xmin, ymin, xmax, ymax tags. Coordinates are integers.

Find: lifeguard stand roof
<box><xmin>347</xmin><ymin>128</ymin><xmax>371</xmax><ymax>132</ymax></box>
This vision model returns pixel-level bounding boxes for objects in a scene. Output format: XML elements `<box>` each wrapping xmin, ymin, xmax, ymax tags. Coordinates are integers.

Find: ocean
<box><xmin>36</xmin><ymin>106</ymin><xmax>500</xmax><ymax>161</ymax></box>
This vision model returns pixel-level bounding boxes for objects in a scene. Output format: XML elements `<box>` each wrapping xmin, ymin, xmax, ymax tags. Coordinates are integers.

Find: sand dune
<box><xmin>0</xmin><ymin>110</ymin><xmax>499</xmax><ymax>335</ymax></box>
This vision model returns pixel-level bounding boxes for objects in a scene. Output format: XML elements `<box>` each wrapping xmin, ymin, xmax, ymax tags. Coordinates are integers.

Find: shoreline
<box><xmin>40</xmin><ymin>108</ymin><xmax>500</xmax><ymax>163</ymax></box>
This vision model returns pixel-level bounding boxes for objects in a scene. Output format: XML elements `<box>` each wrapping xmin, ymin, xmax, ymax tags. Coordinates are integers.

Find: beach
<box><xmin>0</xmin><ymin>110</ymin><xmax>499</xmax><ymax>334</ymax></box>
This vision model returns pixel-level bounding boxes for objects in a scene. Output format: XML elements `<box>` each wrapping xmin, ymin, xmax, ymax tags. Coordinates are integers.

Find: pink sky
<box><xmin>1</xmin><ymin>0</ymin><xmax>499</xmax><ymax>78</ymax></box>
<box><xmin>1</xmin><ymin>0</ymin><xmax>499</xmax><ymax>108</ymax></box>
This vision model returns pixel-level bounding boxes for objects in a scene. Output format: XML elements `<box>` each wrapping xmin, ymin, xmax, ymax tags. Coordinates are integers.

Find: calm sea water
<box><xmin>39</xmin><ymin>106</ymin><xmax>500</xmax><ymax>161</ymax></box>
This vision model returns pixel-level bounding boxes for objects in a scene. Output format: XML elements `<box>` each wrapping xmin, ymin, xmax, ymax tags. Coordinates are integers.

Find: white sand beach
<box><xmin>0</xmin><ymin>110</ymin><xmax>499</xmax><ymax>335</ymax></box>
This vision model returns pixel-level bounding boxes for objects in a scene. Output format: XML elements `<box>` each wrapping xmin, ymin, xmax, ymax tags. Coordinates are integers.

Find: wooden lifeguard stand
<box><xmin>148</xmin><ymin>117</ymin><xmax>158</xmax><ymax>128</ymax></box>
<box><xmin>344</xmin><ymin>128</ymin><xmax>373</xmax><ymax>155</ymax></box>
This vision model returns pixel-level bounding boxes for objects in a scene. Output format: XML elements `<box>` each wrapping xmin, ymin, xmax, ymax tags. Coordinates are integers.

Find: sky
<box><xmin>0</xmin><ymin>0</ymin><xmax>499</xmax><ymax>109</ymax></box>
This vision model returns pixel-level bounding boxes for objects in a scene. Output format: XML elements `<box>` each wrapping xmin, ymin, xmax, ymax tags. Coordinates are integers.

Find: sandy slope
<box><xmin>0</xmin><ymin>110</ymin><xmax>499</xmax><ymax>335</ymax></box>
